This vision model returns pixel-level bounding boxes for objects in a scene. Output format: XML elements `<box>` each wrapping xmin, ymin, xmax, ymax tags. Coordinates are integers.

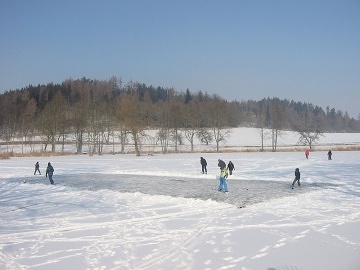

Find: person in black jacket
<box><xmin>218</xmin><ymin>159</ymin><xmax>226</xmax><ymax>170</ymax></box>
<box><xmin>227</xmin><ymin>161</ymin><xmax>235</xmax><ymax>175</ymax></box>
<box><xmin>46</xmin><ymin>162</ymin><xmax>55</xmax><ymax>185</ymax></box>
<box><xmin>292</xmin><ymin>168</ymin><xmax>300</xmax><ymax>189</ymax></box>
<box><xmin>200</xmin><ymin>157</ymin><xmax>207</xmax><ymax>174</ymax></box>
<box><xmin>327</xmin><ymin>150</ymin><xmax>332</xmax><ymax>160</ymax></box>
<box><xmin>34</xmin><ymin>161</ymin><xmax>41</xmax><ymax>175</ymax></box>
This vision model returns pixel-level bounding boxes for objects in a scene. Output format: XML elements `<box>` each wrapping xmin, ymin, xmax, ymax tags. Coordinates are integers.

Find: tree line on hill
<box><xmin>0</xmin><ymin>76</ymin><xmax>359</xmax><ymax>155</ymax></box>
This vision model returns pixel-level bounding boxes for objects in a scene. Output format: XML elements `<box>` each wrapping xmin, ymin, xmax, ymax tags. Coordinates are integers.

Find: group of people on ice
<box><xmin>305</xmin><ymin>149</ymin><xmax>333</xmax><ymax>160</ymax></box>
<box><xmin>217</xmin><ymin>159</ymin><xmax>233</xmax><ymax>192</ymax></box>
<box><xmin>33</xmin><ymin>149</ymin><xmax>333</xmax><ymax>189</ymax></box>
<box><xmin>292</xmin><ymin>149</ymin><xmax>334</xmax><ymax>189</ymax></box>
<box><xmin>33</xmin><ymin>162</ymin><xmax>55</xmax><ymax>185</ymax></box>
<box><xmin>200</xmin><ymin>157</ymin><xmax>235</xmax><ymax>193</ymax></box>
<box><xmin>202</xmin><ymin>149</ymin><xmax>333</xmax><ymax>192</ymax></box>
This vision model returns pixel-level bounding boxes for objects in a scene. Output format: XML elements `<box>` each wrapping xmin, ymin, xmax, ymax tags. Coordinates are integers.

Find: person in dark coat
<box><xmin>200</xmin><ymin>157</ymin><xmax>207</xmax><ymax>174</ymax></box>
<box><xmin>227</xmin><ymin>161</ymin><xmax>235</xmax><ymax>175</ymax></box>
<box><xmin>45</xmin><ymin>162</ymin><xmax>55</xmax><ymax>185</ymax></box>
<box><xmin>34</xmin><ymin>162</ymin><xmax>41</xmax><ymax>175</ymax></box>
<box><xmin>292</xmin><ymin>168</ymin><xmax>301</xmax><ymax>189</ymax></box>
<box><xmin>327</xmin><ymin>150</ymin><xmax>332</xmax><ymax>160</ymax></box>
<box><xmin>218</xmin><ymin>159</ymin><xmax>226</xmax><ymax>170</ymax></box>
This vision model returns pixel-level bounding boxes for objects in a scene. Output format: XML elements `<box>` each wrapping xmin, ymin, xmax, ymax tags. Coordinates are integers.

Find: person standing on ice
<box><xmin>305</xmin><ymin>149</ymin><xmax>310</xmax><ymax>159</ymax></box>
<box><xmin>227</xmin><ymin>161</ymin><xmax>235</xmax><ymax>175</ymax></box>
<box><xmin>218</xmin><ymin>166</ymin><xmax>229</xmax><ymax>192</ymax></box>
<box><xmin>45</xmin><ymin>162</ymin><xmax>55</xmax><ymax>185</ymax></box>
<box><xmin>200</xmin><ymin>157</ymin><xmax>207</xmax><ymax>174</ymax></box>
<box><xmin>218</xmin><ymin>159</ymin><xmax>226</xmax><ymax>170</ymax></box>
<box><xmin>292</xmin><ymin>168</ymin><xmax>301</xmax><ymax>189</ymax></box>
<box><xmin>34</xmin><ymin>161</ymin><xmax>41</xmax><ymax>175</ymax></box>
<box><xmin>328</xmin><ymin>150</ymin><xmax>332</xmax><ymax>160</ymax></box>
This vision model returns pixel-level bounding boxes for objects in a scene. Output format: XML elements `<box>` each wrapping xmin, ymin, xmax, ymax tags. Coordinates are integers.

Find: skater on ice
<box><xmin>218</xmin><ymin>159</ymin><xmax>226</xmax><ymax>170</ymax></box>
<box><xmin>292</xmin><ymin>168</ymin><xmax>301</xmax><ymax>189</ymax></box>
<box><xmin>46</xmin><ymin>162</ymin><xmax>55</xmax><ymax>185</ymax></box>
<box><xmin>34</xmin><ymin>161</ymin><xmax>41</xmax><ymax>175</ymax></box>
<box><xmin>305</xmin><ymin>149</ymin><xmax>310</xmax><ymax>159</ymax></box>
<box><xmin>227</xmin><ymin>161</ymin><xmax>235</xmax><ymax>175</ymax></box>
<box><xmin>328</xmin><ymin>150</ymin><xmax>332</xmax><ymax>160</ymax></box>
<box><xmin>218</xmin><ymin>166</ymin><xmax>229</xmax><ymax>192</ymax></box>
<box><xmin>200</xmin><ymin>157</ymin><xmax>207</xmax><ymax>174</ymax></box>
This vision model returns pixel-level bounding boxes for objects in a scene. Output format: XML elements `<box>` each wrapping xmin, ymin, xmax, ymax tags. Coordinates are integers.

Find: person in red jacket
<box><xmin>305</xmin><ymin>149</ymin><xmax>310</xmax><ymax>159</ymax></box>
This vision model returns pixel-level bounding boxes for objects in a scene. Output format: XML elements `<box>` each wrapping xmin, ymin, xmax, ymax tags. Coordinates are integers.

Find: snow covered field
<box><xmin>0</xmin><ymin>149</ymin><xmax>359</xmax><ymax>270</ymax></box>
<box><xmin>2</xmin><ymin>127</ymin><xmax>360</xmax><ymax>155</ymax></box>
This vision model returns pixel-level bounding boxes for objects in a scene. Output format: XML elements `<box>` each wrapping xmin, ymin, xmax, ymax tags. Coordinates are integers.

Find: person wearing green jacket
<box><xmin>45</xmin><ymin>162</ymin><xmax>55</xmax><ymax>185</ymax></box>
<box><xmin>218</xmin><ymin>166</ymin><xmax>229</xmax><ymax>192</ymax></box>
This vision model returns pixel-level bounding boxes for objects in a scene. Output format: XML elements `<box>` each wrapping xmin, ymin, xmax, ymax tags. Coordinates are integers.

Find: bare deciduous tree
<box><xmin>297</xmin><ymin>130</ymin><xmax>323</xmax><ymax>150</ymax></box>
<box><xmin>184</xmin><ymin>101</ymin><xmax>201</xmax><ymax>152</ymax></box>
<box><xmin>207</xmin><ymin>96</ymin><xmax>231</xmax><ymax>152</ymax></box>
<box><xmin>257</xmin><ymin>105</ymin><xmax>269</xmax><ymax>151</ymax></box>
<box><xmin>41</xmin><ymin>92</ymin><xmax>66</xmax><ymax>152</ymax></box>
<box><xmin>197</xmin><ymin>129</ymin><xmax>213</xmax><ymax>145</ymax></box>
<box><xmin>167</xmin><ymin>98</ymin><xmax>184</xmax><ymax>152</ymax></box>
<box><xmin>119</xmin><ymin>91</ymin><xmax>148</xmax><ymax>156</ymax></box>
<box><xmin>269</xmin><ymin>100</ymin><xmax>283</xmax><ymax>152</ymax></box>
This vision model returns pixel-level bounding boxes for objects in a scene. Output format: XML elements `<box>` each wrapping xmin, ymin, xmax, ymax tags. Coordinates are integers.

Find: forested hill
<box><xmin>0</xmin><ymin>77</ymin><xmax>359</xmax><ymax>142</ymax></box>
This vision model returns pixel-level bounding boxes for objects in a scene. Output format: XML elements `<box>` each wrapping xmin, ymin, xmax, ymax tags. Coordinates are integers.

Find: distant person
<box><xmin>292</xmin><ymin>168</ymin><xmax>301</xmax><ymax>189</ymax></box>
<box><xmin>200</xmin><ymin>157</ymin><xmax>207</xmax><ymax>174</ymax></box>
<box><xmin>218</xmin><ymin>166</ymin><xmax>229</xmax><ymax>192</ymax></box>
<box><xmin>305</xmin><ymin>149</ymin><xmax>310</xmax><ymax>159</ymax></box>
<box><xmin>34</xmin><ymin>161</ymin><xmax>41</xmax><ymax>175</ymax></box>
<box><xmin>218</xmin><ymin>159</ymin><xmax>226</xmax><ymax>170</ymax></box>
<box><xmin>227</xmin><ymin>161</ymin><xmax>235</xmax><ymax>175</ymax></box>
<box><xmin>45</xmin><ymin>162</ymin><xmax>55</xmax><ymax>185</ymax></box>
<box><xmin>327</xmin><ymin>150</ymin><xmax>332</xmax><ymax>160</ymax></box>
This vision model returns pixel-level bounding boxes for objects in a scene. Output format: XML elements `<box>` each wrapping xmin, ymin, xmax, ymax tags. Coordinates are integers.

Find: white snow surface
<box><xmin>1</xmin><ymin>130</ymin><xmax>360</xmax><ymax>270</ymax></box>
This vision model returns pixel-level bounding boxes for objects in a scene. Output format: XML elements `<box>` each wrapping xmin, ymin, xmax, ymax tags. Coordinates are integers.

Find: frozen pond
<box><xmin>8</xmin><ymin>173</ymin><xmax>342</xmax><ymax>208</ymax></box>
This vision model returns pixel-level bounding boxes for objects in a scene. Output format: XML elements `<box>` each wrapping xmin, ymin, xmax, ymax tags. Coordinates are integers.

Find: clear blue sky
<box><xmin>1</xmin><ymin>0</ymin><xmax>359</xmax><ymax>118</ymax></box>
